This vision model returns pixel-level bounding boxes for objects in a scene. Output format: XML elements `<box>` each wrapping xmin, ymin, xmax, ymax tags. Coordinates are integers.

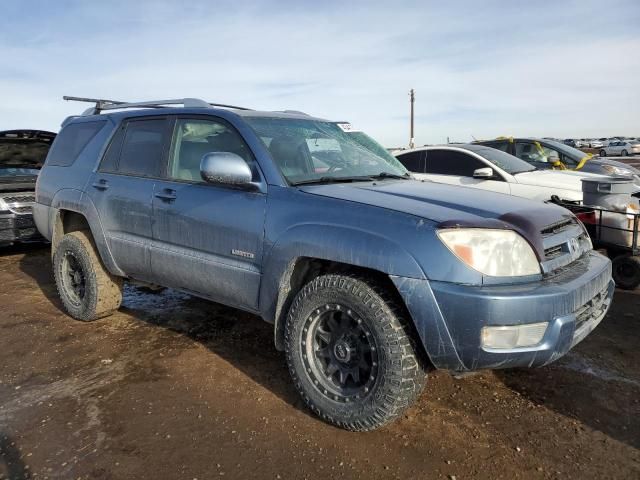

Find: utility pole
<box><xmin>409</xmin><ymin>89</ymin><xmax>415</xmax><ymax>149</ymax></box>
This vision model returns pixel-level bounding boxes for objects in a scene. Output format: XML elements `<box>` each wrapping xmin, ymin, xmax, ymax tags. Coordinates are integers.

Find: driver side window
<box><xmin>168</xmin><ymin>118</ymin><xmax>253</xmax><ymax>182</ymax></box>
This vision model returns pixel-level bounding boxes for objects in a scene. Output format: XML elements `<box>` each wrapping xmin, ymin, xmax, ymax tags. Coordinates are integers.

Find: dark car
<box><xmin>34</xmin><ymin>97</ymin><xmax>613</xmax><ymax>430</ymax></box>
<box><xmin>0</xmin><ymin>130</ymin><xmax>56</xmax><ymax>246</ymax></box>
<box><xmin>475</xmin><ymin>137</ymin><xmax>640</xmax><ymax>182</ymax></box>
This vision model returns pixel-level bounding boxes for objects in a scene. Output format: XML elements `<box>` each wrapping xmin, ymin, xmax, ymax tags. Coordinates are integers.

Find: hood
<box><xmin>299</xmin><ymin>180</ymin><xmax>574</xmax><ymax>257</ymax></box>
<box><xmin>0</xmin><ymin>130</ymin><xmax>56</xmax><ymax>170</ymax></box>
<box><xmin>513</xmin><ymin>169</ymin><xmax>605</xmax><ymax>191</ymax></box>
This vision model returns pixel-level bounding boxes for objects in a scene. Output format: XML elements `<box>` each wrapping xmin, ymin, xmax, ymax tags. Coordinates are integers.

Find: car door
<box><xmin>88</xmin><ymin>116</ymin><xmax>171</xmax><ymax>278</ymax></box>
<box><xmin>608</xmin><ymin>142</ymin><xmax>621</xmax><ymax>155</ymax></box>
<box><xmin>419</xmin><ymin>149</ymin><xmax>511</xmax><ymax>194</ymax></box>
<box><xmin>150</xmin><ymin>116</ymin><xmax>266</xmax><ymax>311</ymax></box>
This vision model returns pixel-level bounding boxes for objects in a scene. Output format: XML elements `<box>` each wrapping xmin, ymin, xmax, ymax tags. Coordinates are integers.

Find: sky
<box><xmin>1</xmin><ymin>0</ymin><xmax>639</xmax><ymax>147</ymax></box>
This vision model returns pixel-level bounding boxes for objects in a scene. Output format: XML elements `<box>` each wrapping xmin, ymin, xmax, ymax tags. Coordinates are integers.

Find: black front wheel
<box><xmin>285</xmin><ymin>274</ymin><xmax>427</xmax><ymax>431</ymax></box>
<box><xmin>600</xmin><ymin>149</ymin><xmax>607</xmax><ymax>157</ymax></box>
<box><xmin>621</xmin><ymin>149</ymin><xmax>628</xmax><ymax>157</ymax></box>
<box><xmin>612</xmin><ymin>255</ymin><xmax>640</xmax><ymax>290</ymax></box>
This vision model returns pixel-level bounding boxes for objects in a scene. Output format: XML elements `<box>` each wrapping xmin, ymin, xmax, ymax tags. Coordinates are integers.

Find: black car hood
<box><xmin>0</xmin><ymin>129</ymin><xmax>56</xmax><ymax>170</ymax></box>
<box><xmin>300</xmin><ymin>180</ymin><xmax>574</xmax><ymax>258</ymax></box>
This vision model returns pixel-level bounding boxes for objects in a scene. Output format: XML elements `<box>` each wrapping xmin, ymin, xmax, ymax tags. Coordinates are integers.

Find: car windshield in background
<box><xmin>471</xmin><ymin>146</ymin><xmax>536</xmax><ymax>174</ymax></box>
<box><xmin>0</xmin><ymin>167</ymin><xmax>40</xmax><ymax>177</ymax></box>
<box><xmin>244</xmin><ymin>117</ymin><xmax>408</xmax><ymax>184</ymax></box>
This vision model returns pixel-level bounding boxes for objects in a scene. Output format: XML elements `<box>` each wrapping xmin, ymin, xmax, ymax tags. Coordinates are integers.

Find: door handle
<box><xmin>92</xmin><ymin>179</ymin><xmax>109</xmax><ymax>190</ymax></box>
<box><xmin>155</xmin><ymin>189</ymin><xmax>177</xmax><ymax>202</ymax></box>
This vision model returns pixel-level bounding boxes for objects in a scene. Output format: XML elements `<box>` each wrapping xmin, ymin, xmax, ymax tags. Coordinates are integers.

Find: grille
<box><xmin>544</xmin><ymin>244</ymin><xmax>563</xmax><ymax>259</ymax></box>
<box><xmin>12</xmin><ymin>206</ymin><xmax>32</xmax><ymax>214</ymax></box>
<box><xmin>540</xmin><ymin>218</ymin><xmax>575</xmax><ymax>237</ymax></box>
<box><xmin>1</xmin><ymin>194</ymin><xmax>35</xmax><ymax>203</ymax></box>
<box><xmin>574</xmin><ymin>286</ymin><xmax>609</xmax><ymax>331</ymax></box>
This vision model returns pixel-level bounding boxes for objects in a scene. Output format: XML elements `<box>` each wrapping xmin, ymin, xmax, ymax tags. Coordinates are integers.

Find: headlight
<box><xmin>437</xmin><ymin>228</ymin><xmax>540</xmax><ymax>277</ymax></box>
<box><xmin>602</xmin><ymin>164</ymin><xmax>633</xmax><ymax>176</ymax></box>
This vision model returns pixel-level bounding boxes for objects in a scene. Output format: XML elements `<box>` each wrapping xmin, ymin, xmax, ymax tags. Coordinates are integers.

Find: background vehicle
<box><xmin>35</xmin><ymin>97</ymin><xmax>613</xmax><ymax>431</ymax></box>
<box><xmin>475</xmin><ymin>137</ymin><xmax>640</xmax><ymax>183</ymax></box>
<box><xmin>600</xmin><ymin>140</ymin><xmax>640</xmax><ymax>157</ymax></box>
<box><xmin>394</xmin><ymin>144</ymin><xmax>603</xmax><ymax>202</ymax></box>
<box><xmin>0</xmin><ymin>130</ymin><xmax>56</xmax><ymax>246</ymax></box>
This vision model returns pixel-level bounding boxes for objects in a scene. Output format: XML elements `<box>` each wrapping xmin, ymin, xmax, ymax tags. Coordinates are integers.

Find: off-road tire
<box><xmin>284</xmin><ymin>274</ymin><xmax>427</xmax><ymax>431</ymax></box>
<box><xmin>612</xmin><ymin>254</ymin><xmax>640</xmax><ymax>290</ymax></box>
<box><xmin>53</xmin><ymin>231</ymin><xmax>123</xmax><ymax>321</ymax></box>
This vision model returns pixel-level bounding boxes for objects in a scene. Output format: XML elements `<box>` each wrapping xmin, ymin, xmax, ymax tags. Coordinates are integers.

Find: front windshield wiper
<box><xmin>370</xmin><ymin>172</ymin><xmax>411</xmax><ymax>180</ymax></box>
<box><xmin>290</xmin><ymin>176</ymin><xmax>374</xmax><ymax>186</ymax></box>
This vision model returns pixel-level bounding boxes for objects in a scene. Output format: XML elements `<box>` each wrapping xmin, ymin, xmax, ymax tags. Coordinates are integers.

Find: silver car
<box><xmin>600</xmin><ymin>140</ymin><xmax>640</xmax><ymax>157</ymax></box>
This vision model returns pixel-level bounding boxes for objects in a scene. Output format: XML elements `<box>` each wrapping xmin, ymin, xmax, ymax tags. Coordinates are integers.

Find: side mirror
<box><xmin>200</xmin><ymin>152</ymin><xmax>252</xmax><ymax>187</ymax></box>
<box><xmin>473</xmin><ymin>167</ymin><xmax>494</xmax><ymax>179</ymax></box>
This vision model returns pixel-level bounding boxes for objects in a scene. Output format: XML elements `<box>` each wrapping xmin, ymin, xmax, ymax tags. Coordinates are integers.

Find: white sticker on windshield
<box><xmin>336</xmin><ymin>123</ymin><xmax>361</xmax><ymax>133</ymax></box>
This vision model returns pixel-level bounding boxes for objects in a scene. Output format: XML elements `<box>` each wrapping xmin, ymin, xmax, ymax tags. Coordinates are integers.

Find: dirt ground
<box><xmin>0</xmin><ymin>245</ymin><xmax>638</xmax><ymax>480</ymax></box>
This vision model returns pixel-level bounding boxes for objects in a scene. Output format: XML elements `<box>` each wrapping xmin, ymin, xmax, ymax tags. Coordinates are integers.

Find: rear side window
<box><xmin>396</xmin><ymin>151</ymin><xmax>426</xmax><ymax>173</ymax></box>
<box><xmin>116</xmin><ymin>119</ymin><xmax>168</xmax><ymax>177</ymax></box>
<box><xmin>425</xmin><ymin>150</ymin><xmax>484</xmax><ymax>176</ymax></box>
<box><xmin>47</xmin><ymin>120</ymin><xmax>106</xmax><ymax>167</ymax></box>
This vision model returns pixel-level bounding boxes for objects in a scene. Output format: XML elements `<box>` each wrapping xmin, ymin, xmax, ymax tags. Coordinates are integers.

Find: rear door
<box><xmin>88</xmin><ymin>117</ymin><xmax>171</xmax><ymax>278</ymax></box>
<box><xmin>420</xmin><ymin>149</ymin><xmax>511</xmax><ymax>194</ymax></box>
<box><xmin>150</xmin><ymin>116</ymin><xmax>266</xmax><ymax>311</ymax></box>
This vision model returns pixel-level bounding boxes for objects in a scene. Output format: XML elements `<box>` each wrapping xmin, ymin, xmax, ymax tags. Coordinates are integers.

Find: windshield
<box><xmin>0</xmin><ymin>167</ymin><xmax>39</xmax><ymax>177</ymax></box>
<box><xmin>472</xmin><ymin>147</ymin><xmax>536</xmax><ymax>174</ymax></box>
<box><xmin>244</xmin><ymin>117</ymin><xmax>407</xmax><ymax>184</ymax></box>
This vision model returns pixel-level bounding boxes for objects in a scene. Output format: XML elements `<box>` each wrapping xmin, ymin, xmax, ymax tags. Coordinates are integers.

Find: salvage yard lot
<box><xmin>1</xmin><ymin>245</ymin><xmax>639</xmax><ymax>479</ymax></box>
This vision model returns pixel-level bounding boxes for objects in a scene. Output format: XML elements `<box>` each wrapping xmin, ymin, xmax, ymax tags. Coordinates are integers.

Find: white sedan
<box><xmin>394</xmin><ymin>144</ymin><xmax>608</xmax><ymax>203</ymax></box>
<box><xmin>599</xmin><ymin>140</ymin><xmax>640</xmax><ymax>157</ymax></box>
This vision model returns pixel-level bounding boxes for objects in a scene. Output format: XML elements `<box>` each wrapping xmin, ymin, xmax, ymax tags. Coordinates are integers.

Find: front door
<box><xmin>150</xmin><ymin>116</ymin><xmax>266</xmax><ymax>311</ymax></box>
<box><xmin>88</xmin><ymin>117</ymin><xmax>171</xmax><ymax>278</ymax></box>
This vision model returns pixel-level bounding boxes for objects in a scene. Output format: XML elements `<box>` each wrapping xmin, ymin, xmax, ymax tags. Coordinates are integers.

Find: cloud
<box><xmin>0</xmin><ymin>0</ymin><xmax>639</xmax><ymax>145</ymax></box>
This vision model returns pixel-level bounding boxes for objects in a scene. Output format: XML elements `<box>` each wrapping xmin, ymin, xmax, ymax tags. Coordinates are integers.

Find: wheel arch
<box><xmin>50</xmin><ymin>191</ymin><xmax>124</xmax><ymax>277</ymax></box>
<box><xmin>261</xmin><ymin>224</ymin><xmax>426</xmax><ymax>352</ymax></box>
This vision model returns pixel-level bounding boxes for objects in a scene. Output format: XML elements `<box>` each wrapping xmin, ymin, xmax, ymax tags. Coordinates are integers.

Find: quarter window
<box><xmin>168</xmin><ymin>118</ymin><xmax>254</xmax><ymax>182</ymax></box>
<box><xmin>47</xmin><ymin>120</ymin><xmax>106</xmax><ymax>167</ymax></box>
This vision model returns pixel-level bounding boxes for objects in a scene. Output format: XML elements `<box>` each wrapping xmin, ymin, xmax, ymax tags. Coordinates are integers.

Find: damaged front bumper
<box><xmin>392</xmin><ymin>251</ymin><xmax>614</xmax><ymax>372</ymax></box>
<box><xmin>0</xmin><ymin>211</ymin><xmax>43</xmax><ymax>246</ymax></box>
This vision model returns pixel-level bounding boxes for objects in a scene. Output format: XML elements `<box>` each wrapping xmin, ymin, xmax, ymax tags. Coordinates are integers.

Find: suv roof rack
<box><xmin>62</xmin><ymin>96</ymin><xmax>252</xmax><ymax>116</ymax></box>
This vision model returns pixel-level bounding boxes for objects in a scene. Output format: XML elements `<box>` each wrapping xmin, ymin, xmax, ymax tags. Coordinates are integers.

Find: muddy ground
<box><xmin>0</xmin><ymin>245</ymin><xmax>638</xmax><ymax>480</ymax></box>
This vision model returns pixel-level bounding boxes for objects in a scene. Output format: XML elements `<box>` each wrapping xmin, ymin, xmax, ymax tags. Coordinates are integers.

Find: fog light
<box><xmin>481</xmin><ymin>322</ymin><xmax>548</xmax><ymax>349</ymax></box>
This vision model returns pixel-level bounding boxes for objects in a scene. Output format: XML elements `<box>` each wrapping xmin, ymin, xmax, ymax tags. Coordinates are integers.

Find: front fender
<box><xmin>259</xmin><ymin>223</ymin><xmax>426</xmax><ymax>346</ymax></box>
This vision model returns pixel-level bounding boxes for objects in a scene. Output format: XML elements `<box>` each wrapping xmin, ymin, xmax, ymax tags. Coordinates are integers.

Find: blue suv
<box><xmin>34</xmin><ymin>97</ymin><xmax>614</xmax><ymax>430</ymax></box>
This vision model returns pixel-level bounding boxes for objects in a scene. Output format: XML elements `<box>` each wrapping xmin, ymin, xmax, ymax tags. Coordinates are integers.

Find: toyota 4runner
<box><xmin>34</xmin><ymin>97</ymin><xmax>614</xmax><ymax>431</ymax></box>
